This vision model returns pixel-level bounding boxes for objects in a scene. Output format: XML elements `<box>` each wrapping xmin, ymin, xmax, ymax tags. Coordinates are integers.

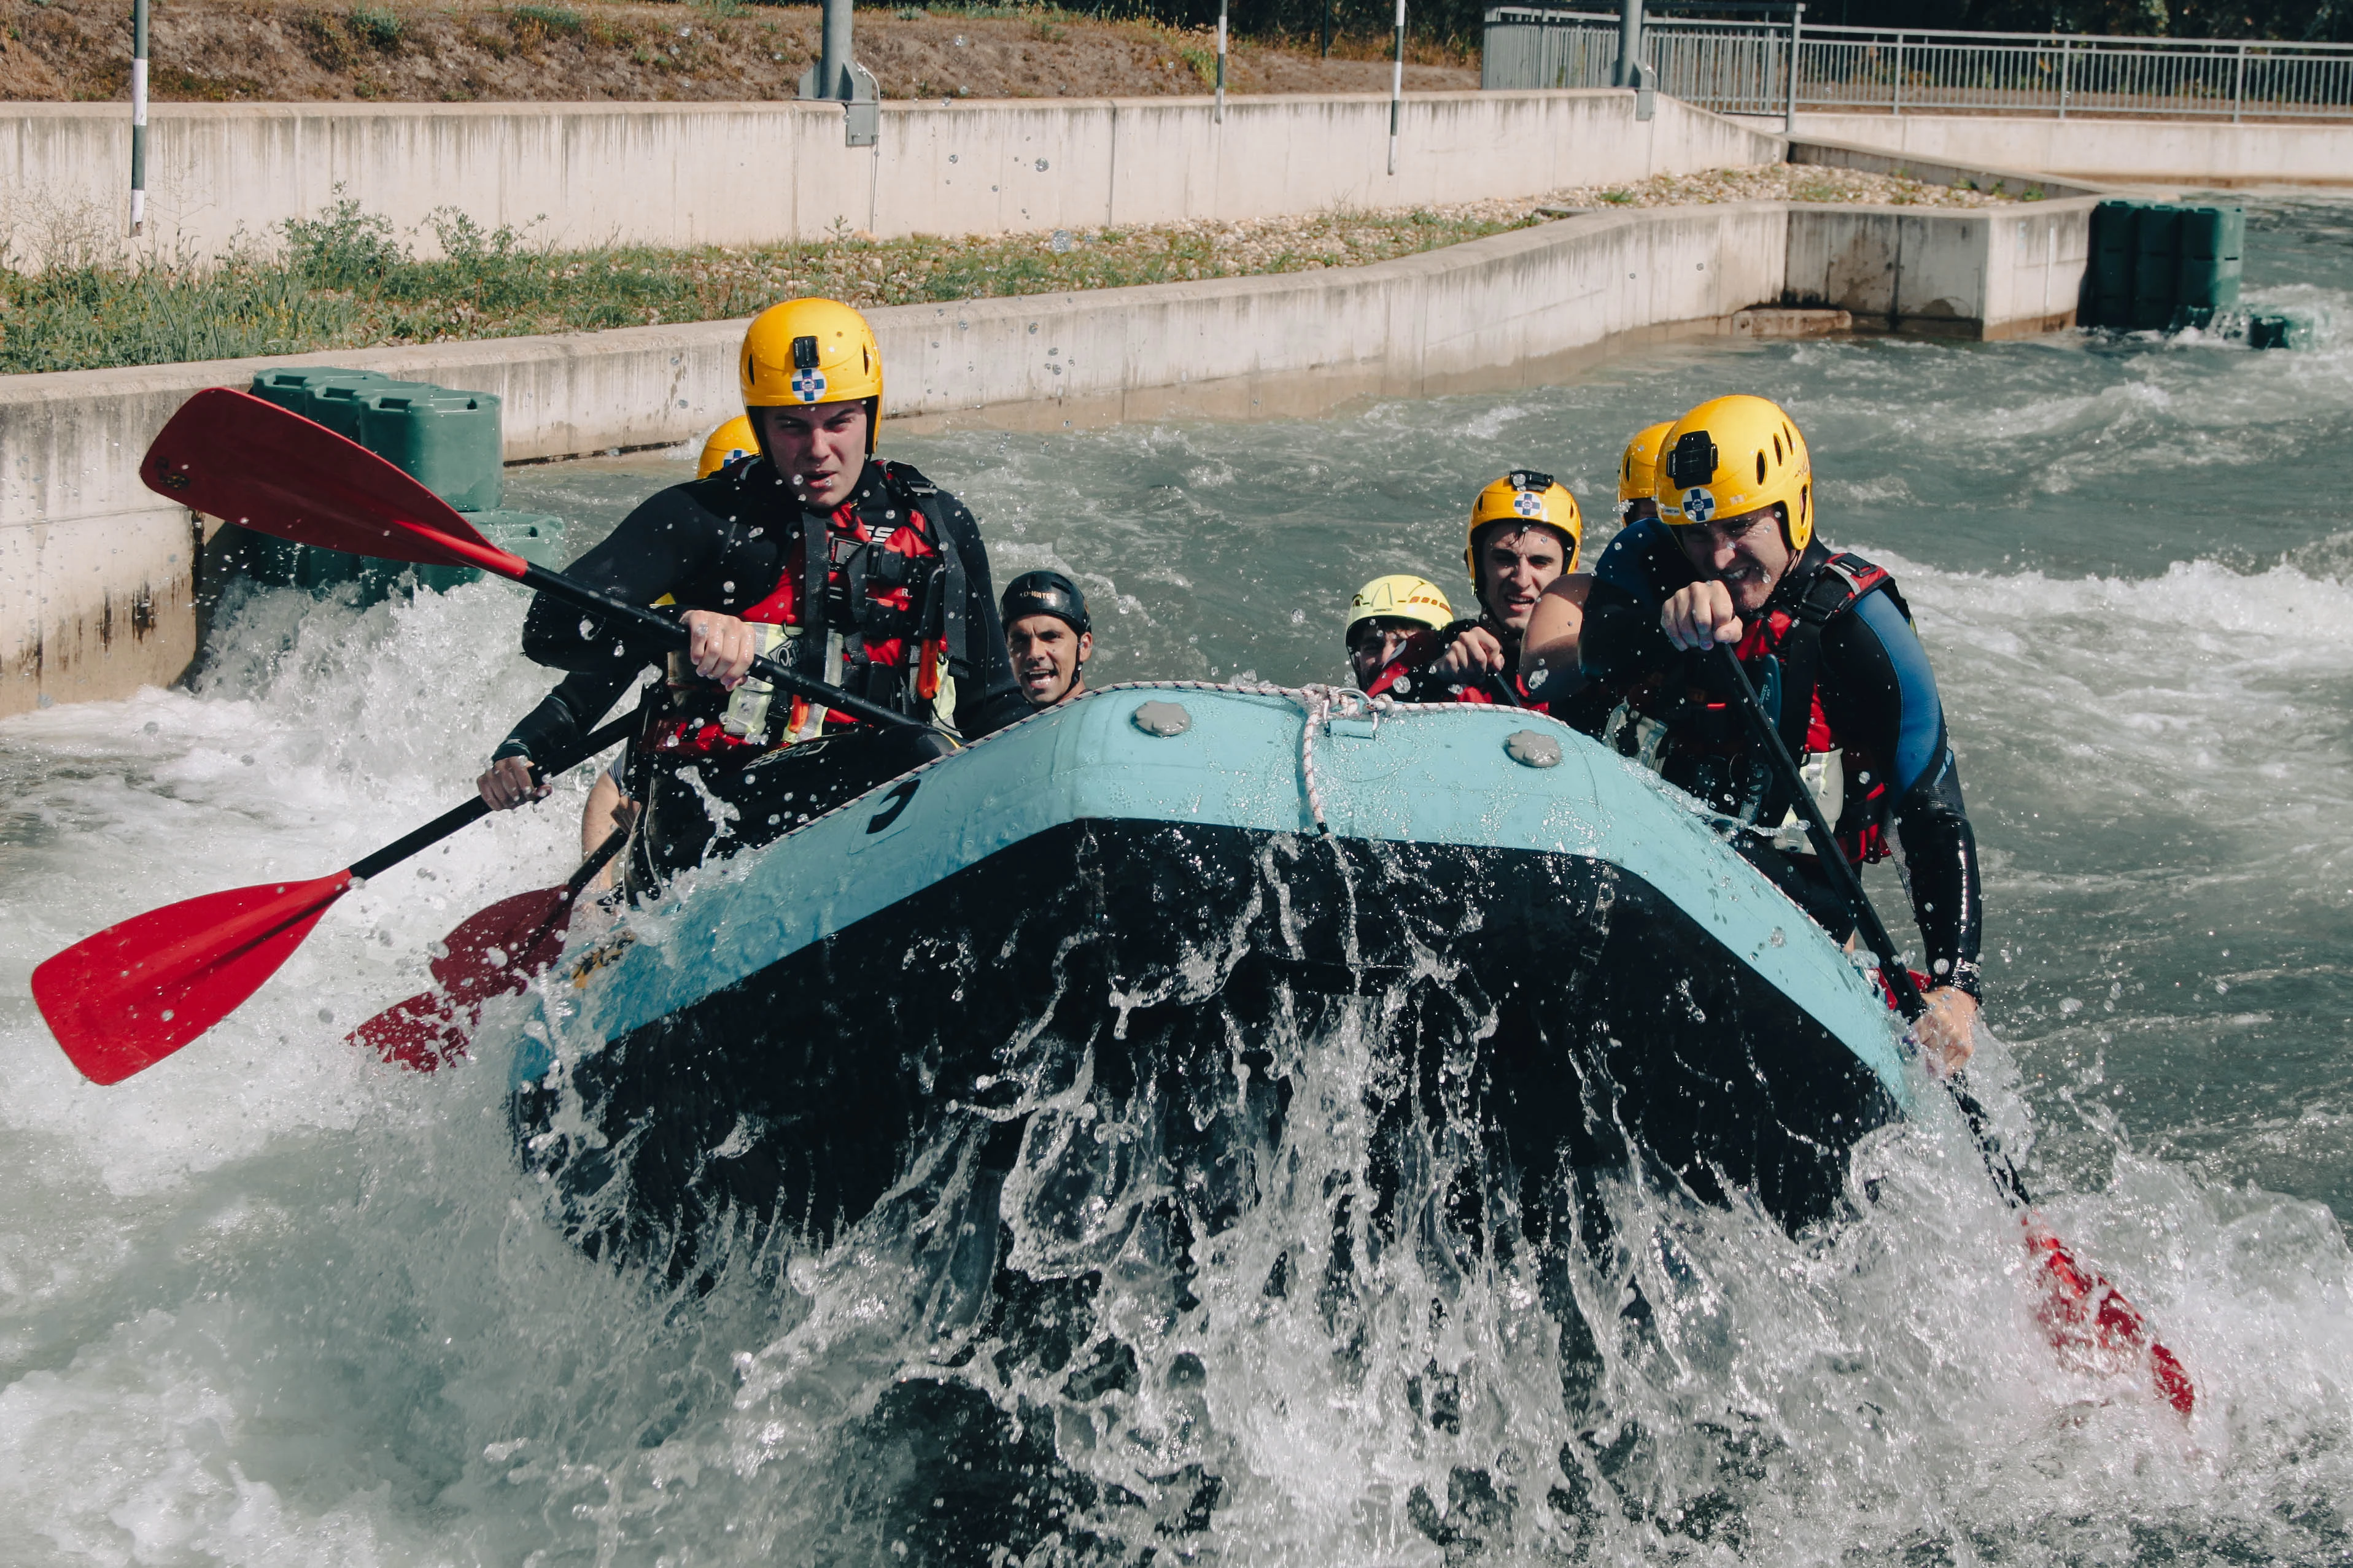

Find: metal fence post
<box><xmin>2058</xmin><ymin>35</ymin><xmax>2069</xmax><ymax>118</ymax></box>
<box><xmin>130</xmin><ymin>0</ymin><xmax>148</xmax><ymax>238</ymax></box>
<box><xmin>1215</xmin><ymin>0</ymin><xmax>1227</xmax><ymax>123</ymax></box>
<box><xmin>1389</xmin><ymin>0</ymin><xmax>1405</xmax><ymax>176</ymax></box>
<box><xmin>2233</xmin><ymin>42</ymin><xmax>2246</xmax><ymax>122</ymax></box>
<box><xmin>1615</xmin><ymin>0</ymin><xmax>1643</xmax><ymax>87</ymax></box>
<box><xmin>1892</xmin><ymin>31</ymin><xmax>1903</xmax><ymax>115</ymax></box>
<box><xmin>1786</xmin><ymin>3</ymin><xmax>1803</xmax><ymax>133</ymax></box>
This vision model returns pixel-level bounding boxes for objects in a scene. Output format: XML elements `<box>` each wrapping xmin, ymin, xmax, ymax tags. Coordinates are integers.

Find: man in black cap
<box><xmin>1001</xmin><ymin>570</ymin><xmax>1093</xmax><ymax>708</ymax></box>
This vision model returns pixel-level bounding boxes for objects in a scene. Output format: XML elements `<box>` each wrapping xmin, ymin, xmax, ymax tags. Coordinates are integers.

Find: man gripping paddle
<box><xmin>494</xmin><ymin>299</ymin><xmax>1028</xmax><ymax>892</ymax></box>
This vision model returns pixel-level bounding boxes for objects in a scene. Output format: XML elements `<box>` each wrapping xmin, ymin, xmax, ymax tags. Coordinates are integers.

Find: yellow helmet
<box><xmin>696</xmin><ymin>415</ymin><xmax>758</xmax><ymax>480</ymax></box>
<box><xmin>1617</xmin><ymin>421</ymin><xmax>1673</xmax><ymax>514</ymax></box>
<box><xmin>740</xmin><ymin>297</ymin><xmax>884</xmax><ymax>450</ymax></box>
<box><xmin>1466</xmin><ymin>471</ymin><xmax>1582</xmax><ymax>579</ymax></box>
<box><xmin>1656</xmin><ymin>395</ymin><xmax>1814</xmax><ymax>551</ymax></box>
<box><xmin>1346</xmin><ymin>574</ymin><xmax>1456</xmax><ymax>637</ymax></box>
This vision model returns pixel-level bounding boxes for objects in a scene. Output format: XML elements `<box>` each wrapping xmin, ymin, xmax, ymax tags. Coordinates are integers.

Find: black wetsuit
<box><xmin>499</xmin><ymin>454</ymin><xmax>1026</xmax><ymax>885</ymax></box>
<box><xmin>1581</xmin><ymin>519</ymin><xmax>1983</xmax><ymax>995</ymax></box>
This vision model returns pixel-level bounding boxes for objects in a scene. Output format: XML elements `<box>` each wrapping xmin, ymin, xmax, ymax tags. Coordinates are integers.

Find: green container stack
<box><xmin>2175</xmin><ymin>204</ymin><xmax>2245</xmax><ymax>322</ymax></box>
<box><xmin>2130</xmin><ymin>205</ymin><xmax>2183</xmax><ymax>331</ymax></box>
<box><xmin>216</xmin><ymin>368</ymin><xmax>567</xmax><ymax>603</ymax></box>
<box><xmin>2085</xmin><ymin>198</ymin><xmax>2147</xmax><ymax>331</ymax></box>
<box><xmin>2085</xmin><ymin>199</ymin><xmax>2276</xmax><ymax>339</ymax></box>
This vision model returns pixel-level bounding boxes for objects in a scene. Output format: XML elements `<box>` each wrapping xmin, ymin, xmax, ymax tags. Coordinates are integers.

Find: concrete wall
<box><xmin>0</xmin><ymin>193</ymin><xmax>2090</xmax><ymax>718</ymax></box>
<box><xmin>1781</xmin><ymin>112</ymin><xmax>2353</xmax><ymax>187</ymax></box>
<box><xmin>1785</xmin><ymin>197</ymin><xmax>2093</xmax><ymax>340</ymax></box>
<box><xmin>1</xmin><ymin>90</ymin><xmax>1783</xmax><ymax>268</ymax></box>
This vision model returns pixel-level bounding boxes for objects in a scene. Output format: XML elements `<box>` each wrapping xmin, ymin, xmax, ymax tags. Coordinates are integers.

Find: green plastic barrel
<box><xmin>2130</xmin><ymin>206</ymin><xmax>2182</xmax><ymax>331</ymax></box>
<box><xmin>2087</xmin><ymin>199</ymin><xmax>2144</xmax><ymax>330</ymax></box>
<box><xmin>359</xmin><ymin>385</ymin><xmax>505</xmax><ymax>513</ymax></box>
<box><xmin>247</xmin><ymin>366</ymin><xmax>390</xmax><ymax>417</ymax></box>
<box><xmin>2175</xmin><ymin>204</ymin><xmax>2244</xmax><ymax>314</ymax></box>
<box><xmin>2249</xmin><ymin>312</ymin><xmax>2314</xmax><ymax>350</ymax></box>
<box><xmin>304</xmin><ymin>377</ymin><xmax>438</xmax><ymax>443</ymax></box>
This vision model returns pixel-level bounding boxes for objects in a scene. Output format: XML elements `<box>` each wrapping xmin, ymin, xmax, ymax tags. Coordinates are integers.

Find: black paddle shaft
<box><xmin>1711</xmin><ymin>644</ymin><xmax>1926</xmax><ymax>1020</ymax></box>
<box><xmin>347</xmin><ymin>712</ymin><xmax>640</xmax><ymax>882</ymax></box>
<box><xmin>516</xmin><ymin>562</ymin><xmax>927</xmax><ymax>734</ymax></box>
<box><xmin>1711</xmin><ymin>643</ymin><xmax>2031</xmax><ymax>1206</ymax></box>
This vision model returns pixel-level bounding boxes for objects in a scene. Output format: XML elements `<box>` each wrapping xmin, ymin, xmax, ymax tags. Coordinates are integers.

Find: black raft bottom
<box><xmin>518</xmin><ymin>819</ymin><xmax>1896</xmax><ymax>1284</ymax></box>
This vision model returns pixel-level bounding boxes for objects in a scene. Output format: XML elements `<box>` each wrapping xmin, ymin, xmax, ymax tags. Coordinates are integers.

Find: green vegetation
<box><xmin>0</xmin><ymin>198</ymin><xmax>1534</xmax><ymax>376</ymax></box>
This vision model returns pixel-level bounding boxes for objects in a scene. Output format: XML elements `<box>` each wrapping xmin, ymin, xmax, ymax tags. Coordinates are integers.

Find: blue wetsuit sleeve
<box><xmin>1579</xmin><ymin>520</ymin><xmax>1691</xmax><ymax>682</ymax></box>
<box><xmin>1818</xmin><ymin>589</ymin><xmax>1983</xmax><ymax>995</ymax></box>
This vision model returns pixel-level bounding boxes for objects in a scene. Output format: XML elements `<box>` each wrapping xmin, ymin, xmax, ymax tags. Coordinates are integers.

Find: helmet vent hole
<box><xmin>1756</xmin><ymin>452</ymin><xmax>1767</xmax><ymax>485</ymax></box>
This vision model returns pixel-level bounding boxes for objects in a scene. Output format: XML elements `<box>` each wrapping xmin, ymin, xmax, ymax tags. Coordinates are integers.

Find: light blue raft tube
<box><xmin>513</xmin><ymin>683</ymin><xmax>1912</xmax><ymax>1283</ymax></box>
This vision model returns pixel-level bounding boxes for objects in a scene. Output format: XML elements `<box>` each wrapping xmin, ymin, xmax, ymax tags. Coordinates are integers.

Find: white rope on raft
<box><xmin>708</xmin><ymin>679</ymin><xmax>1573</xmax><ymax>845</ymax></box>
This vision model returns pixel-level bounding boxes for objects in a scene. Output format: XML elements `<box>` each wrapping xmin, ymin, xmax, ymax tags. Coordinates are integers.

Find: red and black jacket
<box><xmin>503</xmin><ymin>455</ymin><xmax>1026</xmax><ymax>763</ymax></box>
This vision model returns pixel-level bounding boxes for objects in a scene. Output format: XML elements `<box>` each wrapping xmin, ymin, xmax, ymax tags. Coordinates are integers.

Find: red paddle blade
<box><xmin>140</xmin><ymin>388</ymin><xmax>527</xmax><ymax>577</ymax></box>
<box><xmin>430</xmin><ymin>885</ymin><xmax>576</xmax><ymax>1000</ymax></box>
<box><xmin>349</xmin><ymin>990</ymin><xmax>472</xmax><ymax>1073</ymax></box>
<box><xmin>33</xmin><ymin>873</ymin><xmax>354</xmax><ymax>1085</ymax></box>
<box><xmin>2025</xmin><ymin>1219</ymin><xmax>2196</xmax><ymax>1416</ymax></box>
<box><xmin>345</xmin><ymin>884</ymin><xmax>581</xmax><ymax>1072</ymax></box>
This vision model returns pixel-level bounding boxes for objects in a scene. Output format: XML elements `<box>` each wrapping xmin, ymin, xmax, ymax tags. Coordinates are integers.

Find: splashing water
<box><xmin>2</xmin><ymin>201</ymin><xmax>2352</xmax><ymax>1563</ymax></box>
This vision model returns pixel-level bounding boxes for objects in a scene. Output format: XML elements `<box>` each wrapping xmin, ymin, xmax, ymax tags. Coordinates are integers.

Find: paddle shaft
<box><xmin>1711</xmin><ymin>644</ymin><xmax>1926</xmax><ymax>1020</ymax></box>
<box><xmin>1712</xmin><ymin>643</ymin><xmax>2031</xmax><ymax>1205</ymax></box>
<box><xmin>348</xmin><ymin>711</ymin><xmax>638</xmax><ymax>883</ymax></box>
<box><xmin>510</xmin><ymin>560</ymin><xmax>929</xmax><ymax>735</ymax></box>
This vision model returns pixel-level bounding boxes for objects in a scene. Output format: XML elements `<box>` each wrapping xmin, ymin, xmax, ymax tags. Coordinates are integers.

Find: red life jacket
<box><xmin>655</xmin><ymin>472</ymin><xmax>953</xmax><ymax>758</ymax></box>
<box><xmin>1605</xmin><ymin>550</ymin><xmax>1899</xmax><ymax>864</ymax></box>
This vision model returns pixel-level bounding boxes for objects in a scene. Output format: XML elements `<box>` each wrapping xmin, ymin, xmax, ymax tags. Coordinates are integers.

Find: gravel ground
<box><xmin>1526</xmin><ymin>163</ymin><xmax>2030</xmax><ymax>212</ymax></box>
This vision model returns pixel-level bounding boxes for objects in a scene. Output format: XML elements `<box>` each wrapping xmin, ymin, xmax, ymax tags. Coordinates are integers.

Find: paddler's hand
<box><xmin>681</xmin><ymin>609</ymin><xmax>759</xmax><ymax>689</ymax></box>
<box><xmin>1915</xmin><ymin>987</ymin><xmax>1980</xmax><ymax>1076</ymax></box>
<box><xmin>477</xmin><ymin>755</ymin><xmax>548</xmax><ymax>811</ymax></box>
<box><xmin>1661</xmin><ymin>581</ymin><xmax>1743</xmax><ymax>651</ymax></box>
<box><xmin>1430</xmin><ymin>626</ymin><xmax>1508</xmax><ymax>678</ymax></box>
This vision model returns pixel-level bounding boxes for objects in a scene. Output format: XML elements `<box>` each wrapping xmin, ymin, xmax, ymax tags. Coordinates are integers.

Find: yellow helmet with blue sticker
<box><xmin>1657</xmin><ymin>395</ymin><xmax>1813</xmax><ymax>550</ymax></box>
<box><xmin>1466</xmin><ymin>471</ymin><xmax>1582</xmax><ymax>581</ymax></box>
<box><xmin>740</xmin><ymin>297</ymin><xmax>884</xmax><ymax>451</ymax></box>
<box><xmin>696</xmin><ymin>415</ymin><xmax>758</xmax><ymax>480</ymax></box>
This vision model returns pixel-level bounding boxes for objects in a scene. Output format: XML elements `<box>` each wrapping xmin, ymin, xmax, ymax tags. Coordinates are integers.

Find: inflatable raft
<box><xmin>511</xmin><ymin>684</ymin><xmax>1912</xmax><ymax>1283</ymax></box>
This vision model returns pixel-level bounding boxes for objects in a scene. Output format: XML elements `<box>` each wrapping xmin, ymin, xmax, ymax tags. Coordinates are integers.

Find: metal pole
<box><xmin>820</xmin><ymin>0</ymin><xmax>851</xmax><ymax>98</ymax></box>
<box><xmin>1785</xmin><ymin>2</ymin><xmax>1802</xmax><ymax>134</ymax></box>
<box><xmin>1215</xmin><ymin>0</ymin><xmax>1227</xmax><ymax>122</ymax></box>
<box><xmin>1891</xmin><ymin>30</ymin><xmax>1902</xmax><ymax>115</ymax></box>
<box><xmin>2058</xmin><ymin>35</ymin><xmax>2069</xmax><ymax>117</ymax></box>
<box><xmin>2233</xmin><ymin>41</ymin><xmax>2246</xmax><ymax>123</ymax></box>
<box><xmin>1389</xmin><ymin>0</ymin><xmax>1406</xmax><ymax>176</ymax></box>
<box><xmin>1614</xmin><ymin>0</ymin><xmax>1643</xmax><ymax>87</ymax></box>
<box><xmin>130</xmin><ymin>0</ymin><xmax>148</xmax><ymax>236</ymax></box>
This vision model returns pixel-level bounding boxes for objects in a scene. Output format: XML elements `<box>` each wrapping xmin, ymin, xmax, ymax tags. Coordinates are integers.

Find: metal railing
<box><xmin>1483</xmin><ymin>7</ymin><xmax>2353</xmax><ymax>121</ymax></box>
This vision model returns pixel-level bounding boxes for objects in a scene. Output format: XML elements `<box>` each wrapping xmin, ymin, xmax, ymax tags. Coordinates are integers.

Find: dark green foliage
<box><xmin>346</xmin><ymin>3</ymin><xmax>403</xmax><ymax>49</ymax></box>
